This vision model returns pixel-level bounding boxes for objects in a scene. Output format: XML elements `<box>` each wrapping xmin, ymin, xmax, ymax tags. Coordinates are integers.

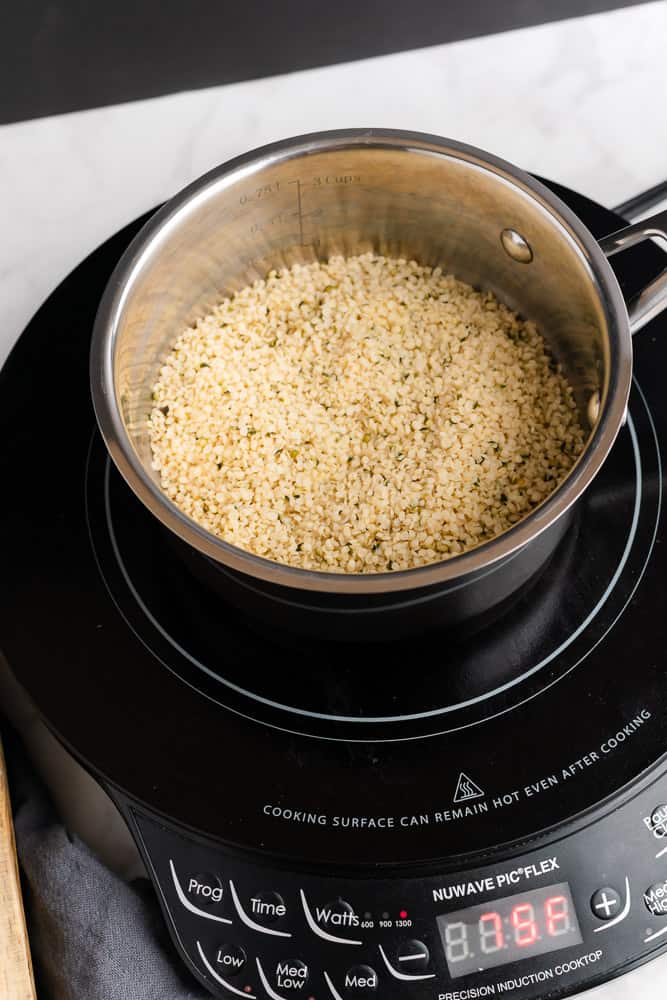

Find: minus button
<box><xmin>396</xmin><ymin>940</ymin><xmax>430</xmax><ymax>969</ymax></box>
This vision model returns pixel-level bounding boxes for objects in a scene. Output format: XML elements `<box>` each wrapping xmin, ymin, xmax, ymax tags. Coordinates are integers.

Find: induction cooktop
<box><xmin>1</xmin><ymin>181</ymin><xmax>666</xmax><ymax>1000</ymax></box>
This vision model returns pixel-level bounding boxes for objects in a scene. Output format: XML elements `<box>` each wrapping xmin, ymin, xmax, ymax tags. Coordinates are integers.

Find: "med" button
<box><xmin>344</xmin><ymin>964</ymin><xmax>378</xmax><ymax>993</ymax></box>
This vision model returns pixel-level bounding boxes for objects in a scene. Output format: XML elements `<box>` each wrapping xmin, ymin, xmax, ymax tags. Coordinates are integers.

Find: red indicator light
<box><xmin>399</xmin><ymin>909</ymin><xmax>408</xmax><ymax>919</ymax></box>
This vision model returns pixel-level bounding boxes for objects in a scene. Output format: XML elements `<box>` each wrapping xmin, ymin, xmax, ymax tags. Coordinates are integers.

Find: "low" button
<box><xmin>214</xmin><ymin>943</ymin><xmax>247</xmax><ymax>976</ymax></box>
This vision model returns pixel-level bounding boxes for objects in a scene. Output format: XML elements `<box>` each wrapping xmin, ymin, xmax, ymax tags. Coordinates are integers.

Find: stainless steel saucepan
<box><xmin>90</xmin><ymin>130</ymin><xmax>667</xmax><ymax>640</ymax></box>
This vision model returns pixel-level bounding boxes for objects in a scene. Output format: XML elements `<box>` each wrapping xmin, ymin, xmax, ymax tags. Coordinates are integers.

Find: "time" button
<box><xmin>250</xmin><ymin>891</ymin><xmax>287</xmax><ymax>924</ymax></box>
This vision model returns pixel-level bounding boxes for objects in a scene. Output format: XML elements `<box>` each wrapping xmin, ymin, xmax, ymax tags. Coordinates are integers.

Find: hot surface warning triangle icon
<box><xmin>453</xmin><ymin>772</ymin><xmax>485</xmax><ymax>803</ymax></box>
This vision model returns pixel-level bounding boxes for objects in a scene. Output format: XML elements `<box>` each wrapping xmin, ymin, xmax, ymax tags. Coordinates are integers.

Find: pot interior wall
<box><xmin>111</xmin><ymin>142</ymin><xmax>610</xmax><ymax>482</ymax></box>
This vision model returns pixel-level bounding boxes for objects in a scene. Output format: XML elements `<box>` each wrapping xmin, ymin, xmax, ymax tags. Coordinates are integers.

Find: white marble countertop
<box><xmin>1</xmin><ymin>3</ymin><xmax>666</xmax><ymax>996</ymax></box>
<box><xmin>1</xmin><ymin>1</ymin><xmax>667</xmax><ymax>370</ymax></box>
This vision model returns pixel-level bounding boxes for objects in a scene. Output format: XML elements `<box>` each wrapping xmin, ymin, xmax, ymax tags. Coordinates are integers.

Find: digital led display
<box><xmin>436</xmin><ymin>882</ymin><xmax>583</xmax><ymax>979</ymax></box>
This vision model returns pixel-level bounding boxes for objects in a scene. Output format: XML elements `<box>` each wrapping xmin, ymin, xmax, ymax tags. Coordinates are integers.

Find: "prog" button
<box><xmin>186</xmin><ymin>872</ymin><xmax>224</xmax><ymax>908</ymax></box>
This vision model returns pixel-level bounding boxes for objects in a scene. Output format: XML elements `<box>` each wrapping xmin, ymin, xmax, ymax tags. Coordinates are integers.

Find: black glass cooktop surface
<box><xmin>1</xmin><ymin>182</ymin><xmax>666</xmax><ymax>869</ymax></box>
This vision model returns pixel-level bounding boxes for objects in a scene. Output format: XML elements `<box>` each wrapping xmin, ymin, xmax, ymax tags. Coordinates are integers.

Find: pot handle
<box><xmin>599</xmin><ymin>209</ymin><xmax>667</xmax><ymax>335</ymax></box>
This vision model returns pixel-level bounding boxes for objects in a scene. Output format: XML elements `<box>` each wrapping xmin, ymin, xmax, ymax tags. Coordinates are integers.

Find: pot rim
<box><xmin>90</xmin><ymin>128</ymin><xmax>632</xmax><ymax>595</ymax></box>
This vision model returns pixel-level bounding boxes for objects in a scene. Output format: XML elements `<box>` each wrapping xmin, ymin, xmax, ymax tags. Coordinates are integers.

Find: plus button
<box><xmin>595</xmin><ymin>893</ymin><xmax>616</xmax><ymax>917</ymax></box>
<box><xmin>591</xmin><ymin>887</ymin><xmax>622</xmax><ymax>920</ymax></box>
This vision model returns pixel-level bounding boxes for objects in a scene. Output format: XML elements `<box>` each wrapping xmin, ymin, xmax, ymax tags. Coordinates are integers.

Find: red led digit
<box><xmin>545</xmin><ymin>895</ymin><xmax>571</xmax><ymax>937</ymax></box>
<box><xmin>479</xmin><ymin>911</ymin><xmax>504</xmax><ymax>953</ymax></box>
<box><xmin>511</xmin><ymin>902</ymin><xmax>538</xmax><ymax>946</ymax></box>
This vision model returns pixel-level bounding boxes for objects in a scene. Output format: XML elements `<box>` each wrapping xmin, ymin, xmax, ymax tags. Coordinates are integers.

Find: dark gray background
<box><xmin>1</xmin><ymin>0</ymin><xmax>649</xmax><ymax>125</ymax></box>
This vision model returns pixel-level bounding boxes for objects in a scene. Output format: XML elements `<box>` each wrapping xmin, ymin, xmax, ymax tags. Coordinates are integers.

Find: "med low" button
<box><xmin>274</xmin><ymin>958</ymin><xmax>309</xmax><ymax>991</ymax></box>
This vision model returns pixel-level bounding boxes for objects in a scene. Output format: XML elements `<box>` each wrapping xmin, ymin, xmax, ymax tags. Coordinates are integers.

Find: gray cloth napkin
<box><xmin>7</xmin><ymin>732</ymin><xmax>209</xmax><ymax>1000</ymax></box>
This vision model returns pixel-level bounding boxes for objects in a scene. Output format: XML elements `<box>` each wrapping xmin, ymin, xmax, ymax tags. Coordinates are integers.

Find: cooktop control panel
<box><xmin>126</xmin><ymin>770</ymin><xmax>667</xmax><ymax>1000</ymax></box>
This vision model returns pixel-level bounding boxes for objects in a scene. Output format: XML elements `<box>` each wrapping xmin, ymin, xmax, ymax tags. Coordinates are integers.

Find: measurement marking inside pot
<box><xmin>290</xmin><ymin>178</ymin><xmax>305</xmax><ymax>245</ymax></box>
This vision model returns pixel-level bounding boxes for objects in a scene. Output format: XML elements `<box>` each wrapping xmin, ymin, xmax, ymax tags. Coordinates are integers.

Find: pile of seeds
<box><xmin>148</xmin><ymin>253</ymin><xmax>584</xmax><ymax>573</ymax></box>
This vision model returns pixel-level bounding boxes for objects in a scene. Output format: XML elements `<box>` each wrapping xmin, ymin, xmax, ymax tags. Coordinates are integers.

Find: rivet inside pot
<box><xmin>501</xmin><ymin>228</ymin><xmax>533</xmax><ymax>263</ymax></box>
<box><xmin>587</xmin><ymin>390</ymin><xmax>601</xmax><ymax>426</ymax></box>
